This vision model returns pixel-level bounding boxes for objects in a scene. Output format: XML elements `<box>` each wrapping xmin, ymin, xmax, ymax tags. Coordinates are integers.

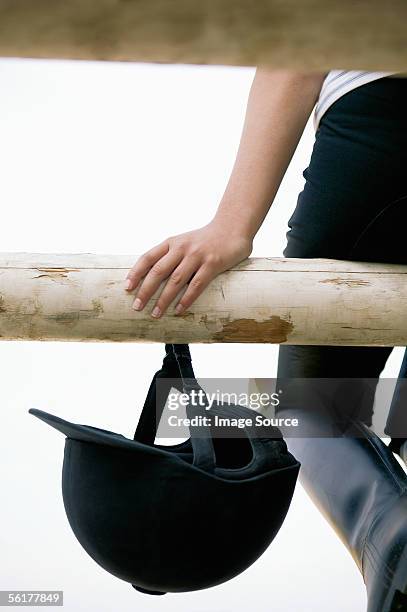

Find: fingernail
<box><xmin>125</xmin><ymin>279</ymin><xmax>132</xmax><ymax>290</ymax></box>
<box><xmin>175</xmin><ymin>303</ymin><xmax>185</xmax><ymax>315</ymax></box>
<box><xmin>133</xmin><ymin>298</ymin><xmax>143</xmax><ymax>311</ymax></box>
<box><xmin>151</xmin><ymin>306</ymin><xmax>161</xmax><ymax>318</ymax></box>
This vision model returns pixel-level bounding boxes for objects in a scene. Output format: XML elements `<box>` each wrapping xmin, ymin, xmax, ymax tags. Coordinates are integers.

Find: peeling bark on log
<box><xmin>0</xmin><ymin>253</ymin><xmax>406</xmax><ymax>346</ymax></box>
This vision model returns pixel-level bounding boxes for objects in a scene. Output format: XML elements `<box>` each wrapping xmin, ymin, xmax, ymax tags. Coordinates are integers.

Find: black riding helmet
<box><xmin>29</xmin><ymin>344</ymin><xmax>300</xmax><ymax>595</ymax></box>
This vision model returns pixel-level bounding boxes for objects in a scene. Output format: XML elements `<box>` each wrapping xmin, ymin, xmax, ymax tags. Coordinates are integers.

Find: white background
<box><xmin>0</xmin><ymin>58</ymin><xmax>404</xmax><ymax>611</ymax></box>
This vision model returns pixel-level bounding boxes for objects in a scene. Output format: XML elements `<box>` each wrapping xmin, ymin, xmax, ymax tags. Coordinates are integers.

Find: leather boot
<box><xmin>278</xmin><ymin>408</ymin><xmax>407</xmax><ymax>612</ymax></box>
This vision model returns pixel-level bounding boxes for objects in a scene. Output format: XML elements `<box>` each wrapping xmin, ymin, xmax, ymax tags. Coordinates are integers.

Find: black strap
<box><xmin>133</xmin><ymin>348</ymin><xmax>181</xmax><ymax>446</ymax></box>
<box><xmin>134</xmin><ymin>344</ymin><xmax>216</xmax><ymax>473</ymax></box>
<box><xmin>205</xmin><ymin>400</ymin><xmax>287</xmax><ymax>473</ymax></box>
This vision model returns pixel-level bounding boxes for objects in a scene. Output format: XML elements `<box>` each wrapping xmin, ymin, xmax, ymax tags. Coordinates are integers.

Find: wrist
<box><xmin>210</xmin><ymin>209</ymin><xmax>257</xmax><ymax>244</ymax></box>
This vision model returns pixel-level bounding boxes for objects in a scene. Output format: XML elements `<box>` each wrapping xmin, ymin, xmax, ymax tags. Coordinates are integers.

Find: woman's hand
<box><xmin>125</xmin><ymin>220</ymin><xmax>253</xmax><ymax>318</ymax></box>
<box><xmin>124</xmin><ymin>70</ymin><xmax>325</xmax><ymax>320</ymax></box>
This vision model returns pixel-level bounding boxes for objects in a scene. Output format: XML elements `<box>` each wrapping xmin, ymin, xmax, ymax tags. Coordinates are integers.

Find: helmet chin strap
<box><xmin>134</xmin><ymin>344</ymin><xmax>216</xmax><ymax>474</ymax></box>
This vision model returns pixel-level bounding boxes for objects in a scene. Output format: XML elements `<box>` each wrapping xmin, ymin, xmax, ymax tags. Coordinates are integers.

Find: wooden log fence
<box><xmin>0</xmin><ymin>253</ymin><xmax>406</xmax><ymax>346</ymax></box>
<box><xmin>0</xmin><ymin>1</ymin><xmax>406</xmax><ymax>71</ymax></box>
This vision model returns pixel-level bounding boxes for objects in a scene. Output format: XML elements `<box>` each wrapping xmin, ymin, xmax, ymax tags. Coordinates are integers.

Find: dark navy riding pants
<box><xmin>276</xmin><ymin>76</ymin><xmax>407</xmax><ymax>447</ymax></box>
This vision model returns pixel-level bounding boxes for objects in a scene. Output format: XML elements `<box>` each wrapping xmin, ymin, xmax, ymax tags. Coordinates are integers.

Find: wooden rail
<box><xmin>0</xmin><ymin>253</ymin><xmax>406</xmax><ymax>345</ymax></box>
<box><xmin>0</xmin><ymin>1</ymin><xmax>407</xmax><ymax>71</ymax></box>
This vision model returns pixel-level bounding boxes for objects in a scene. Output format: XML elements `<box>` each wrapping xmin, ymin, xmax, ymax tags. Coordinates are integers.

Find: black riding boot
<box><xmin>278</xmin><ymin>406</ymin><xmax>407</xmax><ymax>612</ymax></box>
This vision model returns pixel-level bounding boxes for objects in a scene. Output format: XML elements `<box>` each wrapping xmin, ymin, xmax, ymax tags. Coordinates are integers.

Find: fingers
<box><xmin>172</xmin><ymin>265</ymin><xmax>214</xmax><ymax>316</ymax></box>
<box><xmin>130</xmin><ymin>247</ymin><xmax>186</xmax><ymax>312</ymax></box>
<box><xmin>125</xmin><ymin>240</ymin><xmax>169</xmax><ymax>291</ymax></box>
<box><xmin>149</xmin><ymin>257</ymin><xmax>201</xmax><ymax>318</ymax></box>
<box><xmin>125</xmin><ymin>234</ymin><xmax>220</xmax><ymax>317</ymax></box>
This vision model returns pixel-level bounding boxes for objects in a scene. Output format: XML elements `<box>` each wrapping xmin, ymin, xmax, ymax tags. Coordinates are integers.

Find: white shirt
<box><xmin>313</xmin><ymin>70</ymin><xmax>398</xmax><ymax>131</ymax></box>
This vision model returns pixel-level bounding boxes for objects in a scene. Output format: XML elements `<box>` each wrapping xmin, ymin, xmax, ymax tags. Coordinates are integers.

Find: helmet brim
<box><xmin>29</xmin><ymin>408</ymin><xmax>149</xmax><ymax>454</ymax></box>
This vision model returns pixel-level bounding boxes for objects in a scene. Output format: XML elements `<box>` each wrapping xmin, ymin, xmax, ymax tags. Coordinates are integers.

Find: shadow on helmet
<box><xmin>29</xmin><ymin>344</ymin><xmax>300</xmax><ymax>595</ymax></box>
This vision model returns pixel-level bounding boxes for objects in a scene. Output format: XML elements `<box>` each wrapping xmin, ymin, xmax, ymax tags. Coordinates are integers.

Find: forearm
<box><xmin>212</xmin><ymin>68</ymin><xmax>327</xmax><ymax>241</ymax></box>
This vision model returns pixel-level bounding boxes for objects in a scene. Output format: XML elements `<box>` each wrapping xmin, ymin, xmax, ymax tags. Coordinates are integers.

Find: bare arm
<box><xmin>125</xmin><ymin>69</ymin><xmax>326</xmax><ymax>317</ymax></box>
<box><xmin>212</xmin><ymin>68</ymin><xmax>327</xmax><ymax>240</ymax></box>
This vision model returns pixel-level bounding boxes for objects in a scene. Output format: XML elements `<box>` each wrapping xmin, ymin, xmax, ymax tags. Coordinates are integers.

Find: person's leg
<box><xmin>278</xmin><ymin>74</ymin><xmax>407</xmax><ymax>429</ymax></box>
<box><xmin>276</xmin><ymin>76</ymin><xmax>407</xmax><ymax>612</ymax></box>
